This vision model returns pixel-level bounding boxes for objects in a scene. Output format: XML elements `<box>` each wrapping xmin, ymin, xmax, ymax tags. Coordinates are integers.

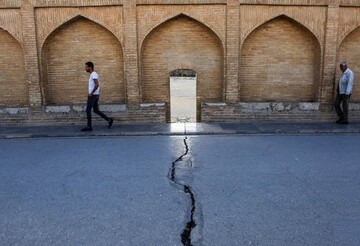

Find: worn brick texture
<box><xmin>337</xmin><ymin>27</ymin><xmax>360</xmax><ymax>102</ymax></box>
<box><xmin>240</xmin><ymin>16</ymin><xmax>321</xmax><ymax>102</ymax></box>
<box><xmin>239</xmin><ymin>5</ymin><xmax>326</xmax><ymax>47</ymax></box>
<box><xmin>141</xmin><ymin>15</ymin><xmax>224</xmax><ymax>108</ymax></box>
<box><xmin>1</xmin><ymin>0</ymin><xmax>360</xmax><ymax>123</ymax></box>
<box><xmin>337</xmin><ymin>7</ymin><xmax>360</xmax><ymax>103</ymax></box>
<box><xmin>137</xmin><ymin>4</ymin><xmax>226</xmax><ymax>50</ymax></box>
<box><xmin>35</xmin><ymin>6</ymin><xmax>124</xmax><ymax>54</ymax></box>
<box><xmin>41</xmin><ymin>17</ymin><xmax>124</xmax><ymax>105</ymax></box>
<box><xmin>0</xmin><ymin>28</ymin><xmax>28</xmax><ymax>106</ymax></box>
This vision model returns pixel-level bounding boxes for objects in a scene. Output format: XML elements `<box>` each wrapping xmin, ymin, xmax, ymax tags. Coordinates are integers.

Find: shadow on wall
<box><xmin>41</xmin><ymin>16</ymin><xmax>125</xmax><ymax>105</ymax></box>
<box><xmin>0</xmin><ymin>28</ymin><xmax>28</xmax><ymax>106</ymax></box>
<box><xmin>240</xmin><ymin>15</ymin><xmax>321</xmax><ymax>103</ymax></box>
<box><xmin>337</xmin><ymin>26</ymin><xmax>360</xmax><ymax>102</ymax></box>
<box><xmin>140</xmin><ymin>14</ymin><xmax>224</xmax><ymax>122</ymax></box>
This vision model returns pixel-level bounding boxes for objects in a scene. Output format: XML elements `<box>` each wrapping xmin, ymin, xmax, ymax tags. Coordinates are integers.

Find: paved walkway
<box><xmin>1</xmin><ymin>121</ymin><xmax>360</xmax><ymax>139</ymax></box>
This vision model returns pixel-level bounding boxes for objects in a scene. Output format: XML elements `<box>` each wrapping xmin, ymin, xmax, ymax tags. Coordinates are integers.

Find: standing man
<box><xmin>81</xmin><ymin>61</ymin><xmax>113</xmax><ymax>131</ymax></box>
<box><xmin>334</xmin><ymin>61</ymin><xmax>354</xmax><ymax>124</ymax></box>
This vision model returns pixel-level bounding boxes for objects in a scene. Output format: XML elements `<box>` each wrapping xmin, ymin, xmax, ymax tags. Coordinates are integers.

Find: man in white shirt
<box><xmin>81</xmin><ymin>61</ymin><xmax>113</xmax><ymax>131</ymax></box>
<box><xmin>334</xmin><ymin>61</ymin><xmax>354</xmax><ymax>125</ymax></box>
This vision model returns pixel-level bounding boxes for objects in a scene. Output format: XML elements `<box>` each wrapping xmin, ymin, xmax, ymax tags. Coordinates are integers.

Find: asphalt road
<box><xmin>1</xmin><ymin>135</ymin><xmax>359</xmax><ymax>246</ymax></box>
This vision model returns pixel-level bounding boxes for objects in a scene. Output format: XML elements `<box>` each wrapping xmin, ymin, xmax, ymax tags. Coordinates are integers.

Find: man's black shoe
<box><xmin>108</xmin><ymin>118</ymin><xmax>114</xmax><ymax>129</ymax></box>
<box><xmin>339</xmin><ymin>120</ymin><xmax>348</xmax><ymax>125</ymax></box>
<box><xmin>81</xmin><ymin>126</ymin><xmax>93</xmax><ymax>131</ymax></box>
<box><xmin>336</xmin><ymin>119</ymin><xmax>343</xmax><ymax>124</ymax></box>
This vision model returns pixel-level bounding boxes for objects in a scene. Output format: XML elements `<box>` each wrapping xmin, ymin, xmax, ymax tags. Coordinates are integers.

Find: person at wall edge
<box><xmin>334</xmin><ymin>61</ymin><xmax>354</xmax><ymax>125</ymax></box>
<box><xmin>81</xmin><ymin>61</ymin><xmax>114</xmax><ymax>131</ymax></box>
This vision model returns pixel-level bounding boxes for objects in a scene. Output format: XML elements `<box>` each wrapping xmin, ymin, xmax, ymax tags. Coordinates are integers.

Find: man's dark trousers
<box><xmin>86</xmin><ymin>95</ymin><xmax>110</xmax><ymax>127</ymax></box>
<box><xmin>334</xmin><ymin>93</ymin><xmax>351</xmax><ymax>122</ymax></box>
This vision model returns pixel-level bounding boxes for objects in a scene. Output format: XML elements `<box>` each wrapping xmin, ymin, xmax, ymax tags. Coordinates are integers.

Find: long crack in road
<box><xmin>169</xmin><ymin>129</ymin><xmax>201</xmax><ymax>245</ymax></box>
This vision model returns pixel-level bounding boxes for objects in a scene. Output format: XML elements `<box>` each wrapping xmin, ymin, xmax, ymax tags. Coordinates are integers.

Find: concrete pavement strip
<box><xmin>0</xmin><ymin>122</ymin><xmax>360</xmax><ymax>139</ymax></box>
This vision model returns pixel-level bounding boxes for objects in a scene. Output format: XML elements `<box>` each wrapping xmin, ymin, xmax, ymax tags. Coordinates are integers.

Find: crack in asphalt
<box><xmin>169</xmin><ymin>129</ymin><xmax>198</xmax><ymax>246</ymax></box>
<box><xmin>181</xmin><ymin>184</ymin><xmax>196</xmax><ymax>245</ymax></box>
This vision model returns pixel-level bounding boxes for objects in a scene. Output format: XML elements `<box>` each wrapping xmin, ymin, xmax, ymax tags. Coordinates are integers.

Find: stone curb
<box><xmin>1</xmin><ymin>129</ymin><xmax>359</xmax><ymax>139</ymax></box>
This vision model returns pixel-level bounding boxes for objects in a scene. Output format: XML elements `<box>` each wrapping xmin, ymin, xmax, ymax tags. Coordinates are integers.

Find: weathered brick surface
<box><xmin>337</xmin><ymin>27</ymin><xmax>360</xmax><ymax>102</ymax></box>
<box><xmin>239</xmin><ymin>5</ymin><xmax>326</xmax><ymax>46</ymax></box>
<box><xmin>35</xmin><ymin>6</ymin><xmax>123</xmax><ymax>53</ymax></box>
<box><xmin>320</xmin><ymin>3</ymin><xmax>339</xmax><ymax>109</ymax></box>
<box><xmin>240</xmin><ymin>16</ymin><xmax>321</xmax><ymax>102</ymax></box>
<box><xmin>141</xmin><ymin>15</ymin><xmax>224</xmax><ymax>120</ymax></box>
<box><xmin>202</xmin><ymin>102</ymin><xmax>360</xmax><ymax>122</ymax></box>
<box><xmin>1</xmin><ymin>0</ymin><xmax>360</xmax><ymax>123</ymax></box>
<box><xmin>0</xmin><ymin>28</ymin><xmax>27</xmax><ymax>106</ymax></box>
<box><xmin>41</xmin><ymin>17</ymin><xmax>124</xmax><ymax>104</ymax></box>
<box><xmin>137</xmin><ymin>4</ymin><xmax>226</xmax><ymax>50</ymax></box>
<box><xmin>0</xmin><ymin>8</ymin><xmax>22</xmax><ymax>43</ymax></box>
<box><xmin>21</xmin><ymin>4</ymin><xmax>42</xmax><ymax>107</ymax></box>
<box><xmin>123</xmin><ymin>0</ymin><xmax>140</xmax><ymax>104</ymax></box>
<box><xmin>337</xmin><ymin>7</ymin><xmax>360</xmax><ymax>103</ymax></box>
<box><xmin>225</xmin><ymin>0</ymin><xmax>240</xmax><ymax>103</ymax></box>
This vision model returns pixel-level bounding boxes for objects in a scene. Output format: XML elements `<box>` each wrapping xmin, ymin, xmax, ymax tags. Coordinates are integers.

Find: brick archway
<box><xmin>338</xmin><ymin>26</ymin><xmax>360</xmax><ymax>102</ymax></box>
<box><xmin>141</xmin><ymin>15</ymin><xmax>224</xmax><ymax>121</ymax></box>
<box><xmin>41</xmin><ymin>16</ymin><xmax>124</xmax><ymax>105</ymax></box>
<box><xmin>240</xmin><ymin>15</ymin><xmax>321</xmax><ymax>102</ymax></box>
<box><xmin>0</xmin><ymin>28</ymin><xmax>27</xmax><ymax>106</ymax></box>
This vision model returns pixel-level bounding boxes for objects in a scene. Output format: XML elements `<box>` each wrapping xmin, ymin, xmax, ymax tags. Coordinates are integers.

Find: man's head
<box><xmin>85</xmin><ymin>61</ymin><xmax>94</xmax><ymax>73</ymax></box>
<box><xmin>340</xmin><ymin>61</ymin><xmax>348</xmax><ymax>73</ymax></box>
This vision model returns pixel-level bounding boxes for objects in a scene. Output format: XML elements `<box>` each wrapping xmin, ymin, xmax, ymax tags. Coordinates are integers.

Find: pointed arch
<box><xmin>41</xmin><ymin>16</ymin><xmax>125</xmax><ymax>105</ymax></box>
<box><xmin>0</xmin><ymin>27</ymin><xmax>27</xmax><ymax>106</ymax></box>
<box><xmin>338</xmin><ymin>25</ymin><xmax>360</xmax><ymax>49</ymax></box>
<box><xmin>140</xmin><ymin>13</ymin><xmax>224</xmax><ymax>52</ymax></box>
<box><xmin>39</xmin><ymin>14</ymin><xmax>122</xmax><ymax>54</ymax></box>
<box><xmin>337</xmin><ymin>26</ymin><xmax>360</xmax><ymax>102</ymax></box>
<box><xmin>242</xmin><ymin>14</ymin><xmax>321</xmax><ymax>49</ymax></box>
<box><xmin>140</xmin><ymin>14</ymin><xmax>224</xmax><ymax>121</ymax></box>
<box><xmin>240</xmin><ymin>15</ymin><xmax>321</xmax><ymax>102</ymax></box>
<box><xmin>0</xmin><ymin>25</ymin><xmax>23</xmax><ymax>49</ymax></box>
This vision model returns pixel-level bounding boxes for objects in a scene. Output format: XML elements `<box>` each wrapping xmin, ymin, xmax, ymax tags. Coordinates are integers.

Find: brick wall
<box><xmin>240</xmin><ymin>16</ymin><xmax>321</xmax><ymax>102</ymax></box>
<box><xmin>1</xmin><ymin>0</ymin><xmax>360</xmax><ymax>123</ymax></box>
<box><xmin>141</xmin><ymin>15</ymin><xmax>224</xmax><ymax>120</ymax></box>
<box><xmin>41</xmin><ymin>17</ymin><xmax>124</xmax><ymax>105</ymax></box>
<box><xmin>0</xmin><ymin>28</ymin><xmax>27</xmax><ymax>106</ymax></box>
<box><xmin>123</xmin><ymin>0</ymin><xmax>139</xmax><ymax>104</ymax></box>
<box><xmin>337</xmin><ymin>27</ymin><xmax>360</xmax><ymax>102</ymax></box>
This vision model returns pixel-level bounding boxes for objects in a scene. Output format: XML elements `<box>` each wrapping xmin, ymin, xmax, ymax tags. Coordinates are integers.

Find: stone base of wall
<box><xmin>201</xmin><ymin>102</ymin><xmax>360</xmax><ymax>122</ymax></box>
<box><xmin>3</xmin><ymin>102</ymin><xmax>360</xmax><ymax>124</ymax></box>
<box><xmin>0</xmin><ymin>103</ymin><xmax>166</xmax><ymax>124</ymax></box>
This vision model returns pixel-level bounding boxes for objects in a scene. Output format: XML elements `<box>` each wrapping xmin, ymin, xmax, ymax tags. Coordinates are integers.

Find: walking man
<box><xmin>334</xmin><ymin>61</ymin><xmax>354</xmax><ymax>124</ymax></box>
<box><xmin>81</xmin><ymin>61</ymin><xmax>113</xmax><ymax>131</ymax></box>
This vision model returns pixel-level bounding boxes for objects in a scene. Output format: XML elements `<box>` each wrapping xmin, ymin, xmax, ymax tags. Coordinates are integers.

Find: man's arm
<box><xmin>89</xmin><ymin>79</ymin><xmax>99</xmax><ymax>96</ymax></box>
<box><xmin>346</xmin><ymin>72</ymin><xmax>354</xmax><ymax>95</ymax></box>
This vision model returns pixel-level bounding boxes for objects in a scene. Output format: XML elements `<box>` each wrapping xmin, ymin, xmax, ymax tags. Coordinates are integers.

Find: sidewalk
<box><xmin>1</xmin><ymin>121</ymin><xmax>360</xmax><ymax>139</ymax></box>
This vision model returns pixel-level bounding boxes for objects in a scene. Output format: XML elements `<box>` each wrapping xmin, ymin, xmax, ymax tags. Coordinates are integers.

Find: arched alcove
<box><xmin>0</xmin><ymin>28</ymin><xmax>27</xmax><ymax>106</ymax></box>
<box><xmin>41</xmin><ymin>16</ymin><xmax>124</xmax><ymax>105</ymax></box>
<box><xmin>141</xmin><ymin>14</ymin><xmax>224</xmax><ymax>121</ymax></box>
<box><xmin>338</xmin><ymin>26</ymin><xmax>360</xmax><ymax>102</ymax></box>
<box><xmin>240</xmin><ymin>16</ymin><xmax>321</xmax><ymax>102</ymax></box>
